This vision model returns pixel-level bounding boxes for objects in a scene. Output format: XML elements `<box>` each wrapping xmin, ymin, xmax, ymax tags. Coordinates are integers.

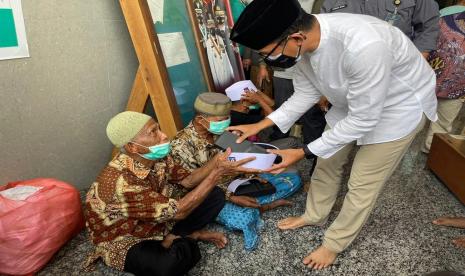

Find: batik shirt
<box><xmin>429</xmin><ymin>11</ymin><xmax>465</xmax><ymax>99</ymax></box>
<box><xmin>170</xmin><ymin>122</ymin><xmax>238</xmax><ymax>191</ymax></box>
<box><xmin>83</xmin><ymin>153</ymin><xmax>190</xmax><ymax>271</ymax></box>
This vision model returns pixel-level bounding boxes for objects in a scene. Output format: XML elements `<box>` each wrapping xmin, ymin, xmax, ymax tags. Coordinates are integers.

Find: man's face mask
<box><xmin>261</xmin><ymin>35</ymin><xmax>303</xmax><ymax>69</ymax></box>
<box><xmin>248</xmin><ymin>104</ymin><xmax>261</xmax><ymax>110</ymax></box>
<box><xmin>203</xmin><ymin>116</ymin><xmax>231</xmax><ymax>135</ymax></box>
<box><xmin>132</xmin><ymin>142</ymin><xmax>171</xmax><ymax>160</ymax></box>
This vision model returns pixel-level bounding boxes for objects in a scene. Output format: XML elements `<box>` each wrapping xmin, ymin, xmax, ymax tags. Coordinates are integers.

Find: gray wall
<box><xmin>0</xmin><ymin>0</ymin><xmax>138</xmax><ymax>190</ymax></box>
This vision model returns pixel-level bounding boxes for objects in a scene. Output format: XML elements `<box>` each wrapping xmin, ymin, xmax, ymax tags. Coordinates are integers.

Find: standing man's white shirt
<box><xmin>268</xmin><ymin>13</ymin><xmax>437</xmax><ymax>158</ymax></box>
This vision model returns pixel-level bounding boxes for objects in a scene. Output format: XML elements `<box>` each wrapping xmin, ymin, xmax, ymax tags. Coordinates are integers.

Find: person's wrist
<box><xmin>302</xmin><ymin>146</ymin><xmax>315</xmax><ymax>159</ymax></box>
<box><xmin>258</xmin><ymin>117</ymin><xmax>274</xmax><ymax>129</ymax></box>
<box><xmin>212</xmin><ymin>166</ymin><xmax>224</xmax><ymax>178</ymax></box>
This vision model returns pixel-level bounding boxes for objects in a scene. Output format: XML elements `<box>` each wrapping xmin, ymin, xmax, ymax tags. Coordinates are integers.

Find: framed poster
<box><xmin>147</xmin><ymin>0</ymin><xmax>213</xmax><ymax>126</ymax></box>
<box><xmin>187</xmin><ymin>0</ymin><xmax>245</xmax><ymax>93</ymax></box>
<box><xmin>0</xmin><ymin>0</ymin><xmax>29</xmax><ymax>60</ymax></box>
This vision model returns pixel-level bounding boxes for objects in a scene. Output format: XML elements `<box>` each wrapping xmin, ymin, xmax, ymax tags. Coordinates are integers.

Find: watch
<box><xmin>302</xmin><ymin>146</ymin><xmax>315</xmax><ymax>159</ymax></box>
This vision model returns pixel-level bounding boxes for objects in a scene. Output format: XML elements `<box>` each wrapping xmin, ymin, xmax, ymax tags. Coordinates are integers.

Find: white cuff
<box><xmin>267</xmin><ymin>110</ymin><xmax>294</xmax><ymax>134</ymax></box>
<box><xmin>308</xmin><ymin>138</ymin><xmax>345</xmax><ymax>159</ymax></box>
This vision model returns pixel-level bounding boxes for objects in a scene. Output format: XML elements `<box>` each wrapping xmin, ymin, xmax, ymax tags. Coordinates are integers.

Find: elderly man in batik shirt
<box><xmin>171</xmin><ymin>92</ymin><xmax>299</xmax><ymax>209</ymax></box>
<box><xmin>83</xmin><ymin>111</ymin><xmax>256</xmax><ymax>275</ymax></box>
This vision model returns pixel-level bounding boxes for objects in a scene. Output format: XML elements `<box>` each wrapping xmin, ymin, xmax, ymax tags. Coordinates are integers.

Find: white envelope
<box><xmin>228</xmin><ymin>152</ymin><xmax>277</xmax><ymax>170</ymax></box>
<box><xmin>225</xmin><ymin>80</ymin><xmax>258</xmax><ymax>101</ymax></box>
<box><xmin>227</xmin><ymin>178</ymin><xmax>250</xmax><ymax>192</ymax></box>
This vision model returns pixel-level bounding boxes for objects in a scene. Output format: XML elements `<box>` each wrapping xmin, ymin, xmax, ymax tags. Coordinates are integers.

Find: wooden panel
<box><xmin>119</xmin><ymin>0</ymin><xmax>182</xmax><ymax>138</ymax></box>
<box><xmin>427</xmin><ymin>133</ymin><xmax>465</xmax><ymax>205</ymax></box>
<box><xmin>126</xmin><ymin>66</ymin><xmax>149</xmax><ymax>112</ymax></box>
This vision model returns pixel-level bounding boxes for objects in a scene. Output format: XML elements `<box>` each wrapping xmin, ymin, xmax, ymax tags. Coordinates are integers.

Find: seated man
<box><xmin>83</xmin><ymin>111</ymin><xmax>255</xmax><ymax>275</ymax></box>
<box><xmin>171</xmin><ymin>92</ymin><xmax>301</xmax><ymax>249</ymax></box>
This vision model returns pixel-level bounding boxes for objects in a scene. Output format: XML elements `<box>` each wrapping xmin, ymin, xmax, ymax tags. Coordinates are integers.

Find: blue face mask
<box><xmin>206</xmin><ymin>118</ymin><xmax>231</xmax><ymax>135</ymax></box>
<box><xmin>133</xmin><ymin>142</ymin><xmax>171</xmax><ymax>160</ymax></box>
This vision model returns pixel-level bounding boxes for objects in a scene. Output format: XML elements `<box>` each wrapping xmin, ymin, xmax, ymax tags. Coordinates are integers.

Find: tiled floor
<box><xmin>39</xmin><ymin>134</ymin><xmax>465</xmax><ymax>276</ymax></box>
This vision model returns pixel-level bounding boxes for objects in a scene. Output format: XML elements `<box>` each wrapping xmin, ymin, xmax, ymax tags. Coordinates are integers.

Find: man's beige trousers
<box><xmin>301</xmin><ymin>115</ymin><xmax>426</xmax><ymax>253</ymax></box>
<box><xmin>423</xmin><ymin>98</ymin><xmax>464</xmax><ymax>152</ymax></box>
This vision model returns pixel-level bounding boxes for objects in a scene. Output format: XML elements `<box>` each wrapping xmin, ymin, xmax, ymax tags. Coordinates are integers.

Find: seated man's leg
<box><xmin>124</xmin><ymin>238</ymin><xmax>200</xmax><ymax>276</ymax></box>
<box><xmin>172</xmin><ymin>187</ymin><xmax>225</xmax><ymax>236</ymax></box>
<box><xmin>172</xmin><ymin>187</ymin><xmax>227</xmax><ymax>248</ymax></box>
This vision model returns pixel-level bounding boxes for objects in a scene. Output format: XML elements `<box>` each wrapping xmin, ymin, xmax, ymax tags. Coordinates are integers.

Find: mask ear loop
<box><xmin>198</xmin><ymin>115</ymin><xmax>211</xmax><ymax>130</ymax></box>
<box><xmin>292</xmin><ymin>33</ymin><xmax>306</xmax><ymax>58</ymax></box>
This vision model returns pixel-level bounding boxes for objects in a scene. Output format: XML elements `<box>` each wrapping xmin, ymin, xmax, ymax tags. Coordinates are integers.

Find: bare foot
<box><xmin>260</xmin><ymin>199</ymin><xmax>293</xmax><ymax>213</ymax></box>
<box><xmin>453</xmin><ymin>236</ymin><xmax>465</xmax><ymax>248</ymax></box>
<box><xmin>432</xmin><ymin>217</ymin><xmax>465</xmax><ymax>229</ymax></box>
<box><xmin>303</xmin><ymin>245</ymin><xmax>337</xmax><ymax>270</ymax></box>
<box><xmin>189</xmin><ymin>230</ymin><xmax>228</xmax><ymax>249</ymax></box>
<box><xmin>277</xmin><ymin>216</ymin><xmax>311</xmax><ymax>230</ymax></box>
<box><xmin>161</xmin><ymin>234</ymin><xmax>180</xmax><ymax>248</ymax></box>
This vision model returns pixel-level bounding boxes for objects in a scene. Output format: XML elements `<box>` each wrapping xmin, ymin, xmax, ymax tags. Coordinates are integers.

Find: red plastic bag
<box><xmin>0</xmin><ymin>178</ymin><xmax>84</xmax><ymax>275</ymax></box>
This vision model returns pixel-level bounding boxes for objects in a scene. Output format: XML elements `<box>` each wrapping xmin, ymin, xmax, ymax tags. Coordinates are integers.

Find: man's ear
<box><xmin>125</xmin><ymin>143</ymin><xmax>138</xmax><ymax>154</ymax></box>
<box><xmin>290</xmin><ymin>32</ymin><xmax>306</xmax><ymax>44</ymax></box>
<box><xmin>194</xmin><ymin>115</ymin><xmax>203</xmax><ymax>124</ymax></box>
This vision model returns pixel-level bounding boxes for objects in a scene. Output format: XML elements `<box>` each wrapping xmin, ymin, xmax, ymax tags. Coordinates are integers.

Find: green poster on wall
<box><xmin>0</xmin><ymin>8</ymin><xmax>18</xmax><ymax>47</ymax></box>
<box><xmin>0</xmin><ymin>0</ymin><xmax>29</xmax><ymax>60</ymax></box>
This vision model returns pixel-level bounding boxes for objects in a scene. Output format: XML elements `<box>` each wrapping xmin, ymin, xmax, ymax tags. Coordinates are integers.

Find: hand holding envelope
<box><xmin>215</xmin><ymin>131</ymin><xmax>279</xmax><ymax>171</ymax></box>
<box><xmin>225</xmin><ymin>80</ymin><xmax>258</xmax><ymax>101</ymax></box>
<box><xmin>264</xmin><ymin>148</ymin><xmax>306</xmax><ymax>174</ymax></box>
<box><xmin>214</xmin><ymin>147</ymin><xmax>262</xmax><ymax>175</ymax></box>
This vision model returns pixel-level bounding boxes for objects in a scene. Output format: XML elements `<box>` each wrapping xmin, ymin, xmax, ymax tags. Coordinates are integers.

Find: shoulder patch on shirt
<box><xmin>330</xmin><ymin>4</ymin><xmax>347</xmax><ymax>12</ymax></box>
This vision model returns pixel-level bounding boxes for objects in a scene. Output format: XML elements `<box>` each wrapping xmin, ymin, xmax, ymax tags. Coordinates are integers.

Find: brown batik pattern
<box><xmin>83</xmin><ymin>153</ymin><xmax>190</xmax><ymax>271</ymax></box>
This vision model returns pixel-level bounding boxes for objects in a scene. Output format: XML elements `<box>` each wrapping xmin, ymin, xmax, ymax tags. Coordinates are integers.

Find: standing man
<box><xmin>321</xmin><ymin>0</ymin><xmax>440</xmax><ymax>59</ymax></box>
<box><xmin>229</xmin><ymin>0</ymin><xmax>437</xmax><ymax>269</ymax></box>
<box><xmin>271</xmin><ymin>0</ymin><xmax>327</xmax><ymax>143</ymax></box>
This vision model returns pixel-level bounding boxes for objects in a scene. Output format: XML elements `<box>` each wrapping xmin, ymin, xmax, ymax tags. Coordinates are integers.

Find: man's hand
<box><xmin>215</xmin><ymin>148</ymin><xmax>261</xmax><ymax>175</ymax></box>
<box><xmin>257</xmin><ymin>65</ymin><xmax>270</xmax><ymax>87</ymax></box>
<box><xmin>241</xmin><ymin>89</ymin><xmax>263</xmax><ymax>104</ymax></box>
<box><xmin>242</xmin><ymin>58</ymin><xmax>252</xmax><ymax>70</ymax></box>
<box><xmin>227</xmin><ymin>118</ymin><xmax>275</xmax><ymax>143</ymax></box>
<box><xmin>265</xmin><ymin>148</ymin><xmax>305</xmax><ymax>174</ymax></box>
<box><xmin>421</xmin><ymin>51</ymin><xmax>430</xmax><ymax>60</ymax></box>
<box><xmin>317</xmin><ymin>96</ymin><xmax>330</xmax><ymax>112</ymax></box>
<box><xmin>227</xmin><ymin>123</ymin><xmax>262</xmax><ymax>143</ymax></box>
<box><xmin>230</xmin><ymin>195</ymin><xmax>260</xmax><ymax>208</ymax></box>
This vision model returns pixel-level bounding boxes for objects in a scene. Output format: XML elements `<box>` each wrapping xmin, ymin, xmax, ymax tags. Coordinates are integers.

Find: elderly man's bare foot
<box><xmin>277</xmin><ymin>216</ymin><xmax>312</xmax><ymax>230</ymax></box>
<box><xmin>453</xmin><ymin>237</ymin><xmax>465</xmax><ymax>248</ymax></box>
<box><xmin>161</xmin><ymin>234</ymin><xmax>180</xmax><ymax>248</ymax></box>
<box><xmin>189</xmin><ymin>230</ymin><xmax>228</xmax><ymax>249</ymax></box>
<box><xmin>303</xmin><ymin>245</ymin><xmax>337</xmax><ymax>270</ymax></box>
<box><xmin>433</xmin><ymin>217</ymin><xmax>465</xmax><ymax>229</ymax></box>
<box><xmin>260</xmin><ymin>199</ymin><xmax>293</xmax><ymax>213</ymax></box>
